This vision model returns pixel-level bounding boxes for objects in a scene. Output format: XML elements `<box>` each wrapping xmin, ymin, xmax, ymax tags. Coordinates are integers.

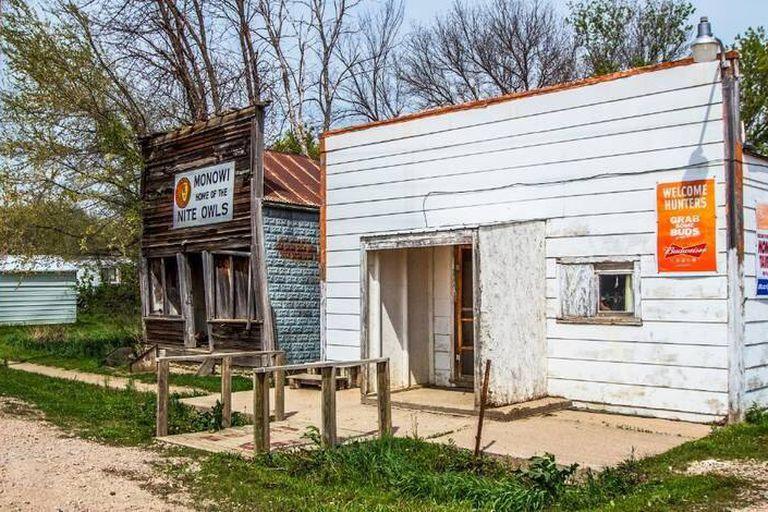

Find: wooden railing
<box><xmin>155</xmin><ymin>350</ymin><xmax>285</xmax><ymax>437</ymax></box>
<box><xmin>251</xmin><ymin>357</ymin><xmax>391</xmax><ymax>453</ymax></box>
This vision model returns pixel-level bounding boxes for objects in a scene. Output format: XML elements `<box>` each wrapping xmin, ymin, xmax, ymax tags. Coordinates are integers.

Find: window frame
<box><xmin>147</xmin><ymin>256</ymin><xmax>182</xmax><ymax>318</ymax></box>
<box><xmin>557</xmin><ymin>257</ymin><xmax>641</xmax><ymax>326</ymax></box>
<box><xmin>209</xmin><ymin>250</ymin><xmax>254</xmax><ymax>322</ymax></box>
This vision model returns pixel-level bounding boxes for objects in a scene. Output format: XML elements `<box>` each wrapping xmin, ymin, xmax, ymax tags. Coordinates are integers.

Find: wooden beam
<box><xmin>221</xmin><ymin>356</ymin><xmax>232</xmax><ymax>428</ymax></box>
<box><xmin>156</xmin><ymin>359</ymin><xmax>170</xmax><ymax>437</ymax></box>
<box><xmin>201</xmin><ymin>251</ymin><xmax>216</xmax><ymax>350</ymax></box>
<box><xmin>177</xmin><ymin>253</ymin><xmax>196</xmax><ymax>348</ymax></box>
<box><xmin>249</xmin><ymin>109</ymin><xmax>275</xmax><ymax>351</ymax></box>
<box><xmin>474</xmin><ymin>360</ymin><xmax>491</xmax><ymax>458</ymax></box>
<box><xmin>376</xmin><ymin>360</ymin><xmax>392</xmax><ymax>437</ymax></box>
<box><xmin>139</xmin><ymin>257</ymin><xmax>150</xmax><ymax>341</ymax></box>
<box><xmin>273</xmin><ymin>352</ymin><xmax>286</xmax><ymax>421</ymax></box>
<box><xmin>320</xmin><ymin>366</ymin><xmax>337</xmax><ymax>448</ymax></box>
<box><xmin>253</xmin><ymin>371</ymin><xmax>270</xmax><ymax>453</ymax></box>
<box><xmin>253</xmin><ymin>357</ymin><xmax>389</xmax><ymax>374</ymax></box>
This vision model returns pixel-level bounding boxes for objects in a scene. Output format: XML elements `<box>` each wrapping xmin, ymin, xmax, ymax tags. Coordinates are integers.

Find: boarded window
<box><xmin>558</xmin><ymin>264</ymin><xmax>596</xmax><ymax>318</ymax></box>
<box><xmin>558</xmin><ymin>260</ymin><xmax>638</xmax><ymax>322</ymax></box>
<box><xmin>147</xmin><ymin>257</ymin><xmax>181</xmax><ymax>317</ymax></box>
<box><xmin>212</xmin><ymin>253</ymin><xmax>252</xmax><ymax>320</ymax></box>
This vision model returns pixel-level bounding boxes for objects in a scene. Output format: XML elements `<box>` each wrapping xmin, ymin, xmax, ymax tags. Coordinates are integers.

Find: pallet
<box><xmin>287</xmin><ymin>372</ymin><xmax>350</xmax><ymax>390</ymax></box>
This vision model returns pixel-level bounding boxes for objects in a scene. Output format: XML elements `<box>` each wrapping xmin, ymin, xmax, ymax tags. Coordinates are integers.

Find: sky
<box><xmin>400</xmin><ymin>0</ymin><xmax>768</xmax><ymax>45</ymax></box>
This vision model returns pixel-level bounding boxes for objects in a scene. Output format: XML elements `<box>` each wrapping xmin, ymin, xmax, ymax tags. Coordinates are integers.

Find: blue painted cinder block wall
<box><xmin>263</xmin><ymin>205</ymin><xmax>321</xmax><ymax>363</ymax></box>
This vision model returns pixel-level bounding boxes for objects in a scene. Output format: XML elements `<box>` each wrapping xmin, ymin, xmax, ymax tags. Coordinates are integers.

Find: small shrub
<box><xmin>746</xmin><ymin>404</ymin><xmax>768</xmax><ymax>425</ymax></box>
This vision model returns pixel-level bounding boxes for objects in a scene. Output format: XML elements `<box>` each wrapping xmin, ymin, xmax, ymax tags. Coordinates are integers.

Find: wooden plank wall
<box><xmin>742</xmin><ymin>152</ymin><xmax>768</xmax><ymax>409</ymax></box>
<box><xmin>141</xmin><ymin>113</ymin><xmax>256</xmax><ymax>257</ymax></box>
<box><xmin>323</xmin><ymin>60</ymin><xmax>729</xmax><ymax>421</ymax></box>
<box><xmin>141</xmin><ymin>110</ymin><xmax>259</xmax><ymax>347</ymax></box>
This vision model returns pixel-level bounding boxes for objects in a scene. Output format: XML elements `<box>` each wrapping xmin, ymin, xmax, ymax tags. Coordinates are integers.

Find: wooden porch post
<box><xmin>221</xmin><ymin>356</ymin><xmax>232</xmax><ymax>428</ymax></box>
<box><xmin>376</xmin><ymin>360</ymin><xmax>392</xmax><ymax>437</ymax></box>
<box><xmin>273</xmin><ymin>352</ymin><xmax>286</xmax><ymax>421</ymax></box>
<box><xmin>249</xmin><ymin>108</ymin><xmax>275</xmax><ymax>351</ymax></box>
<box><xmin>320</xmin><ymin>366</ymin><xmax>337</xmax><ymax>448</ymax></box>
<box><xmin>156</xmin><ymin>358</ymin><xmax>170</xmax><ymax>437</ymax></box>
<box><xmin>253</xmin><ymin>371</ymin><xmax>270</xmax><ymax>453</ymax></box>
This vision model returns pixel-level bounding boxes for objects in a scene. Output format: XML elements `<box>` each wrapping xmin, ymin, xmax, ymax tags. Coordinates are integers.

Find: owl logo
<box><xmin>175</xmin><ymin>177</ymin><xmax>192</xmax><ymax>208</ymax></box>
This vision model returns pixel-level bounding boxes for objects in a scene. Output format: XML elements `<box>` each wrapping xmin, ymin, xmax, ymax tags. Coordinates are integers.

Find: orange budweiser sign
<box><xmin>657</xmin><ymin>179</ymin><xmax>716</xmax><ymax>273</ymax></box>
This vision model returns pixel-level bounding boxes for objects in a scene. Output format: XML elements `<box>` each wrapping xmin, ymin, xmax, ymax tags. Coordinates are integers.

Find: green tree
<box><xmin>568</xmin><ymin>0</ymin><xmax>695</xmax><ymax>76</ymax></box>
<box><xmin>270</xmin><ymin>129</ymin><xmax>321</xmax><ymax>161</ymax></box>
<box><xmin>0</xmin><ymin>0</ymin><xmax>143</xmax><ymax>258</ymax></box>
<box><xmin>737</xmin><ymin>27</ymin><xmax>768</xmax><ymax>154</ymax></box>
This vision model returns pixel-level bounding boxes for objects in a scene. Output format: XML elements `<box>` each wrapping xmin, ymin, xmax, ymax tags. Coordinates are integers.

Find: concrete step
<box><xmin>364</xmin><ymin>392</ymin><xmax>571</xmax><ymax>422</ymax></box>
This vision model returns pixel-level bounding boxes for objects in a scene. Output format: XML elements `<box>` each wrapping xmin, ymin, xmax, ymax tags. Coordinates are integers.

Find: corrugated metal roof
<box><xmin>264</xmin><ymin>150</ymin><xmax>321</xmax><ymax>208</ymax></box>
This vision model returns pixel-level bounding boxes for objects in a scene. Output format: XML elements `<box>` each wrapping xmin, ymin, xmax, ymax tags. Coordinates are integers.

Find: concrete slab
<box><xmin>379</xmin><ymin>387</ymin><xmax>571</xmax><ymax>421</ymax></box>
<box><xmin>170</xmin><ymin>387</ymin><xmax>711</xmax><ymax>469</ymax></box>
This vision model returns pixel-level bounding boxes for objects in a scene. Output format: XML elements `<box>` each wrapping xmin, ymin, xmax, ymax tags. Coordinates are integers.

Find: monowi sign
<box><xmin>173</xmin><ymin>162</ymin><xmax>235</xmax><ymax>229</ymax></box>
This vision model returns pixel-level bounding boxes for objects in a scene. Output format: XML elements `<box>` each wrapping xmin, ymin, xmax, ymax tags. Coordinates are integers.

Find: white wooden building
<box><xmin>320</xmin><ymin>43</ymin><xmax>768</xmax><ymax>423</ymax></box>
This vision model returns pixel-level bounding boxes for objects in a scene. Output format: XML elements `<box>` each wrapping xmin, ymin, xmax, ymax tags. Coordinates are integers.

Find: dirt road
<box><xmin>0</xmin><ymin>398</ymin><xmax>192</xmax><ymax>512</ymax></box>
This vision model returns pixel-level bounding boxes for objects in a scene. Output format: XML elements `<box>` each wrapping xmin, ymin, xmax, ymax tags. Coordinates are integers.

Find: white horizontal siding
<box><xmin>743</xmin><ymin>153</ymin><xmax>768</xmax><ymax>404</ymax></box>
<box><xmin>0</xmin><ymin>272</ymin><xmax>77</xmax><ymax>326</ymax></box>
<box><xmin>324</xmin><ymin>59</ymin><xmax>728</xmax><ymax>420</ymax></box>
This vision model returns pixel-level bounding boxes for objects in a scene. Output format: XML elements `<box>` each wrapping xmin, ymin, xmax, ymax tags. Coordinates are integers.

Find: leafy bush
<box><xmin>746</xmin><ymin>404</ymin><xmax>768</xmax><ymax>424</ymax></box>
<box><xmin>77</xmin><ymin>263</ymin><xmax>141</xmax><ymax>317</ymax></box>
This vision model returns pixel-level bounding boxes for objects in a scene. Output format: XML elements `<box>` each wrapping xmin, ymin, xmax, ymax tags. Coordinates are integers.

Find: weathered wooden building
<box><xmin>140</xmin><ymin>107</ymin><xmax>321</xmax><ymax>363</ymax></box>
<box><xmin>321</xmin><ymin>42</ymin><xmax>768</xmax><ymax>423</ymax></box>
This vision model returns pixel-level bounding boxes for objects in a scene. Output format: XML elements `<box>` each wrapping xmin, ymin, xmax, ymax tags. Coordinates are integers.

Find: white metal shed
<box><xmin>0</xmin><ymin>257</ymin><xmax>79</xmax><ymax>326</ymax></box>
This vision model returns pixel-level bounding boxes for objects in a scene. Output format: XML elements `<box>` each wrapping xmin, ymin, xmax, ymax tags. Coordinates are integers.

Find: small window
<box><xmin>148</xmin><ymin>257</ymin><xmax>181</xmax><ymax>317</ymax></box>
<box><xmin>212</xmin><ymin>253</ymin><xmax>252</xmax><ymax>320</ymax></box>
<box><xmin>100</xmin><ymin>267</ymin><xmax>121</xmax><ymax>285</ymax></box>
<box><xmin>558</xmin><ymin>259</ymin><xmax>639</xmax><ymax>324</ymax></box>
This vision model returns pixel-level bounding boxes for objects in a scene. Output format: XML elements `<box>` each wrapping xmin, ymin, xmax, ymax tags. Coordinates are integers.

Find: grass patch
<box><xmin>0</xmin><ymin>366</ymin><xmax>242</xmax><ymax>444</ymax></box>
<box><xmin>0</xmin><ymin>312</ymin><xmax>255</xmax><ymax>393</ymax></box>
<box><xmin>0</xmin><ymin>312</ymin><xmax>140</xmax><ymax>369</ymax></box>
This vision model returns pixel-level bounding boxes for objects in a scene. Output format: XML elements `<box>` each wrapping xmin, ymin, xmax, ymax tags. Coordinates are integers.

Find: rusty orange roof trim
<box><xmin>321</xmin><ymin>51</ymin><xmax>739</xmax><ymax>142</ymax></box>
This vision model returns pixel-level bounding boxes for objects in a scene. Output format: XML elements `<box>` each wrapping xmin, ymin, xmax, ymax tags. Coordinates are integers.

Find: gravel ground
<box><xmin>0</xmin><ymin>398</ymin><xmax>193</xmax><ymax>512</ymax></box>
<box><xmin>687</xmin><ymin>459</ymin><xmax>768</xmax><ymax>511</ymax></box>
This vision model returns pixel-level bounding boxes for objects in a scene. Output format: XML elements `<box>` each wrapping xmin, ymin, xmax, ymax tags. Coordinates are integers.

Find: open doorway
<box><xmin>454</xmin><ymin>245</ymin><xmax>474</xmax><ymax>387</ymax></box>
<box><xmin>365</xmin><ymin>243</ymin><xmax>476</xmax><ymax>392</ymax></box>
<box><xmin>187</xmin><ymin>253</ymin><xmax>209</xmax><ymax>344</ymax></box>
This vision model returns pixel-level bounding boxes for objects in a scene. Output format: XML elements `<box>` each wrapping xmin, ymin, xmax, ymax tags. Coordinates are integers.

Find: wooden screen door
<box><xmin>454</xmin><ymin>245</ymin><xmax>474</xmax><ymax>385</ymax></box>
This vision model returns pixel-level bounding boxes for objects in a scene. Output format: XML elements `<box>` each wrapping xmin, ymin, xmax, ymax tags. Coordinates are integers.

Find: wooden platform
<box><xmin>287</xmin><ymin>372</ymin><xmax>350</xmax><ymax>390</ymax></box>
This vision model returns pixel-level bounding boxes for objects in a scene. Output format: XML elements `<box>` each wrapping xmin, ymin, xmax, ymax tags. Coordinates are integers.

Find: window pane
<box><xmin>461</xmin><ymin>249</ymin><xmax>473</xmax><ymax>308</ymax></box>
<box><xmin>598</xmin><ymin>274</ymin><xmax>631</xmax><ymax>312</ymax></box>
<box><xmin>165</xmin><ymin>257</ymin><xmax>181</xmax><ymax>316</ymax></box>
<box><xmin>233</xmin><ymin>256</ymin><xmax>250</xmax><ymax>319</ymax></box>
<box><xmin>149</xmin><ymin>259</ymin><xmax>164</xmax><ymax>315</ymax></box>
<box><xmin>461</xmin><ymin>321</ymin><xmax>474</xmax><ymax>347</ymax></box>
<box><xmin>215</xmin><ymin>255</ymin><xmax>233</xmax><ymax>319</ymax></box>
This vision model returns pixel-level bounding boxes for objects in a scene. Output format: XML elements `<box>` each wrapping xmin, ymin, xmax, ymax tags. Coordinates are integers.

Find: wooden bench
<box><xmin>287</xmin><ymin>372</ymin><xmax>350</xmax><ymax>390</ymax></box>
